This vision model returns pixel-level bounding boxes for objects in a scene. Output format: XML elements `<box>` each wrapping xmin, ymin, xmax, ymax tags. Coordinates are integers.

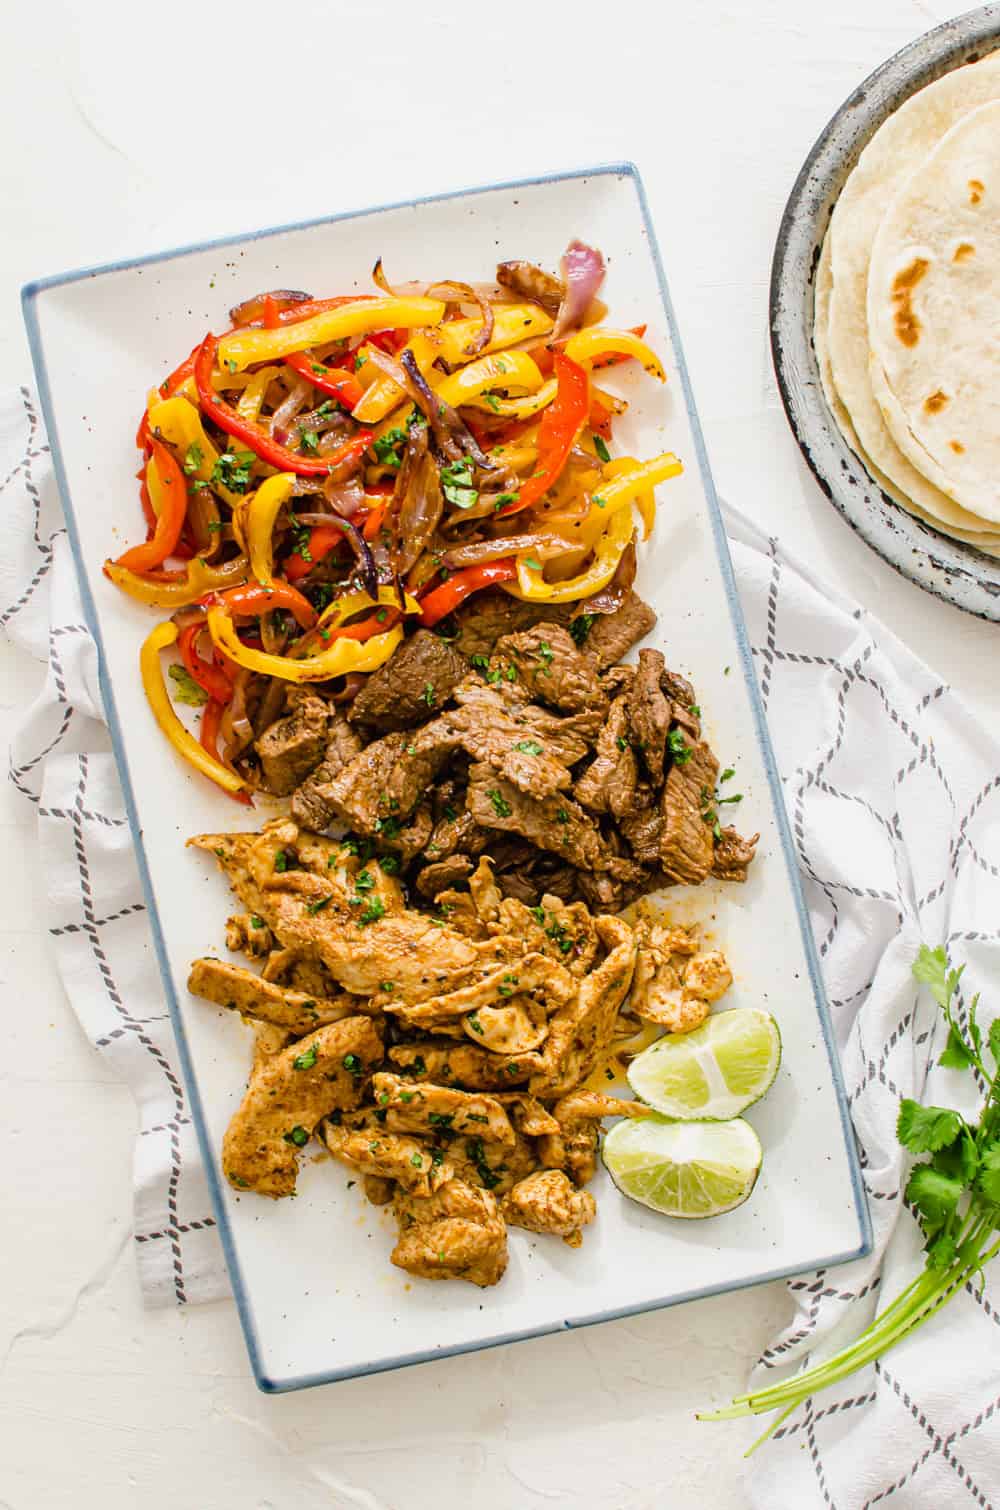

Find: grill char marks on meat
<box><xmin>348</xmin><ymin>629</ymin><xmax>467</xmax><ymax>732</ymax></box>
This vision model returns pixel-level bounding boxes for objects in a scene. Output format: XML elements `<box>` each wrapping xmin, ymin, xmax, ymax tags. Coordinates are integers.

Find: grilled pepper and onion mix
<box><xmin>104</xmin><ymin>241</ymin><xmax>681</xmax><ymax>799</ymax></box>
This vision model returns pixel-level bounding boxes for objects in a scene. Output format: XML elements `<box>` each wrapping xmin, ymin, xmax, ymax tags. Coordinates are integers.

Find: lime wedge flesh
<box><xmin>603</xmin><ymin>1116</ymin><xmax>762</xmax><ymax>1219</ymax></box>
<box><xmin>626</xmin><ymin>1007</ymin><xmax>781</xmax><ymax>1121</ymax></box>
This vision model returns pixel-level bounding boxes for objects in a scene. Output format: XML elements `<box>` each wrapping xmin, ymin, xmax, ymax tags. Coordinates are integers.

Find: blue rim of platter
<box><xmin>23</xmin><ymin>160</ymin><xmax>872</xmax><ymax>1393</ymax></box>
<box><xmin>770</xmin><ymin>4</ymin><xmax>1000</xmax><ymax>620</ymax></box>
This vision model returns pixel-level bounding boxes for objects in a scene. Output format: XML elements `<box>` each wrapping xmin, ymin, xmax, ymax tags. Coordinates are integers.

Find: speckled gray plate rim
<box><xmin>770</xmin><ymin>4</ymin><xmax>1000</xmax><ymax>621</ymax></box>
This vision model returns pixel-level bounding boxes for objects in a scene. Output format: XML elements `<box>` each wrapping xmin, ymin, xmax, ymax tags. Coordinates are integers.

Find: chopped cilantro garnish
<box><xmin>293</xmin><ymin>1044</ymin><xmax>318</xmax><ymax>1071</ymax></box>
<box><xmin>306</xmin><ymin>895</ymin><xmax>332</xmax><ymax>915</ymax></box>
<box><xmin>354</xmin><ymin>870</ymin><xmax>375</xmax><ymax>891</ymax></box>
<box><xmin>342</xmin><ymin>1053</ymin><xmax>362</xmax><ymax>1077</ymax></box>
<box><xmin>487</xmin><ymin>789</ymin><xmax>512</xmax><ymax>819</ymax></box>
<box><xmin>668</xmin><ymin>729</ymin><xmax>693</xmax><ymax>764</ymax></box>
<box><xmin>421</xmin><ymin>683</ymin><xmax>437</xmax><ymax>706</ymax></box>
<box><xmin>283</xmin><ymin>1125</ymin><xmax>309</xmax><ymax>1147</ymax></box>
<box><xmin>568</xmin><ymin>613</ymin><xmax>595</xmax><ymax>646</ymax></box>
<box><xmin>440</xmin><ymin>457</ymin><xmax>479</xmax><ymax>510</ymax></box>
<box><xmin>514</xmin><ymin>739</ymin><xmax>543</xmax><ymax>756</ymax></box>
<box><xmin>593</xmin><ymin>435</ymin><xmax>611</xmax><ymax>463</ymax></box>
<box><xmin>210</xmin><ymin>450</ymin><xmax>255</xmax><ymax>494</ymax></box>
<box><xmin>358</xmin><ymin>898</ymin><xmax>386</xmax><ymax>927</ymax></box>
<box><xmin>372</xmin><ymin>426</ymin><xmax>407</xmax><ymax>469</ymax></box>
<box><xmin>182</xmin><ymin>441</ymin><xmax>204</xmax><ymax>476</ymax></box>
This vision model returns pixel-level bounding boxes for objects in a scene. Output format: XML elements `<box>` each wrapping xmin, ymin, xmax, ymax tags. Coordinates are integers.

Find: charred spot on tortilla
<box><xmin>949</xmin><ymin>440</ymin><xmax>966</xmax><ymax>455</ymax></box>
<box><xmin>968</xmin><ymin>179</ymin><xmax>984</xmax><ymax>205</ymax></box>
<box><xmin>891</xmin><ymin>257</ymin><xmax>929</xmax><ymax>348</ymax></box>
<box><xmin>953</xmin><ymin>241</ymin><xmax>975</xmax><ymax>262</ymax></box>
<box><xmin>922</xmin><ymin>390</ymin><xmax>949</xmax><ymax>415</ymax></box>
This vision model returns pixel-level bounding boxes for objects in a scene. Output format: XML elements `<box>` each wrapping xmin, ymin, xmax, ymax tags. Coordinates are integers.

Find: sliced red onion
<box><xmin>393</xmin><ymin>429</ymin><xmax>444</xmax><ymax>576</ymax></box>
<box><xmin>552</xmin><ymin>240</ymin><xmax>606</xmax><ymax>340</ymax></box>
<box><xmin>442</xmin><ymin>532</ymin><xmax>576</xmax><ymax>569</ymax></box>
<box><xmin>581</xmin><ymin>536</ymin><xmax>637</xmax><ymax>614</ymax></box>
<box><xmin>229</xmin><ymin>289</ymin><xmax>311</xmax><ymax>326</ymax></box>
<box><xmin>270</xmin><ymin>378</ymin><xmax>311</xmax><ymax>436</ymax></box>
<box><xmin>399</xmin><ymin>350</ymin><xmax>492</xmax><ymax>468</ymax></box>
<box><xmin>496</xmin><ymin>260</ymin><xmax>564</xmax><ymax>315</ymax></box>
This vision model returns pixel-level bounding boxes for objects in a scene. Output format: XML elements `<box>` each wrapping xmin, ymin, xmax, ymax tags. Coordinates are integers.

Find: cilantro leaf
<box><xmin>905</xmin><ymin>1164</ymin><xmax>963</xmax><ymax>1226</ymax></box>
<box><xmin>912</xmin><ymin>945</ymin><xmax>964</xmax><ymax>1013</ymax></box>
<box><xmin>989</xmin><ymin>1017</ymin><xmax>1000</xmax><ymax>1067</ymax></box>
<box><xmin>896</xmin><ymin>1100</ymin><xmax>964</xmax><ymax>1154</ymax></box>
<box><xmin>939</xmin><ymin>1027</ymin><xmax>975</xmax><ymax>1071</ymax></box>
<box><xmin>977</xmin><ymin>1145</ymin><xmax>1000</xmax><ymax>1205</ymax></box>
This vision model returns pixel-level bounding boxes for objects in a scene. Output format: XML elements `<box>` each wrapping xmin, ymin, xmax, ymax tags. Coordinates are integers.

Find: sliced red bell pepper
<box><xmin>115</xmin><ymin>440</ymin><xmax>188</xmax><ymax>572</ymax></box>
<box><xmin>418</xmin><ymin>559</ymin><xmax>517</xmax><ymax>626</ymax></box>
<box><xmin>497</xmin><ymin>353</ymin><xmax>589</xmax><ymax>517</ymax></box>
<box><xmin>361</xmin><ymin>499</ymin><xmax>388</xmax><ymax>540</ymax></box>
<box><xmin>365</xmin><ymin>328</ymin><xmax>409</xmax><ymax>355</ymax></box>
<box><xmin>327</xmin><ymin>607</ymin><xmax>401</xmax><ymax>643</ymax></box>
<box><xmin>205</xmin><ymin>580</ymin><xmax>318</xmax><ymax>631</ymax></box>
<box><xmin>285</xmin><ymin>350</ymin><xmax>364</xmax><ymax>409</ymax></box>
<box><xmin>200</xmin><ymin>699</ymin><xmax>252</xmax><ymax>805</ymax></box>
<box><xmin>193</xmin><ymin>333</ymin><xmax>374</xmax><ymax>479</ymax></box>
<box><xmin>178</xmin><ymin>622</ymin><xmax>236</xmax><ymax>704</ymax></box>
<box><xmin>589</xmin><ymin>391</ymin><xmax>615</xmax><ymax>441</ymax></box>
<box><xmin>284</xmin><ymin>524</ymin><xmax>347</xmax><ymax>582</ymax></box>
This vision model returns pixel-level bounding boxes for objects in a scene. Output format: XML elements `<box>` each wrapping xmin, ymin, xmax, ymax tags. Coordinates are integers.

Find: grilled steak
<box><xmin>256</xmin><ymin>690</ymin><xmax>330</xmax><ymax>796</ymax></box>
<box><xmin>290</xmin><ymin>715</ymin><xmax>364</xmax><ymax>830</ymax></box>
<box><xmin>348</xmin><ymin>630</ymin><xmax>467</xmax><ymax>732</ymax></box>
<box><xmin>490</xmin><ymin>624</ymin><xmax>608</xmax><ymax>716</ymax></box>
<box><xmin>577</xmin><ymin>591</ymin><xmax>656</xmax><ymax>669</ymax></box>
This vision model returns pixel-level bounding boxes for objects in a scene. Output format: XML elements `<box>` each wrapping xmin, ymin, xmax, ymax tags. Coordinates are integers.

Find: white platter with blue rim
<box><xmin>23</xmin><ymin>163</ymin><xmax>870</xmax><ymax>1393</ymax></box>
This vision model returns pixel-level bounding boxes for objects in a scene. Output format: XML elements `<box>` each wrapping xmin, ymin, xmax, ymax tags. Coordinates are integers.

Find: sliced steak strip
<box><xmin>321</xmin><ymin>722</ymin><xmax>460</xmax><ymax>834</ymax></box>
<box><xmin>290</xmin><ymin>714</ymin><xmax>364</xmax><ymax>830</ymax></box>
<box><xmin>575</xmin><ymin>696</ymin><xmax>638</xmax><ymax>818</ymax></box>
<box><xmin>348</xmin><ymin>629</ymin><xmax>467</xmax><ymax>732</ymax></box>
<box><xmin>627</xmin><ymin>649</ymin><xmax>671</xmax><ymax>778</ymax></box>
<box><xmin>659</xmin><ymin>739</ymin><xmax>719</xmax><ymax>885</ymax></box>
<box><xmin>415</xmin><ymin>854</ymin><xmax>476</xmax><ymax>898</ymax></box>
<box><xmin>451</xmin><ymin>678</ymin><xmax>600</xmax><ymax>761</ymax></box>
<box><xmin>451</xmin><ymin>592</ymin><xmax>573</xmax><ymax>659</ymax></box>
<box><xmin>712</xmin><ymin>825</ymin><xmax>760</xmax><ymax>882</ymax></box>
<box><xmin>443</xmin><ymin>703</ymin><xmax>575</xmax><ymax>801</ymax></box>
<box><xmin>466</xmin><ymin>762</ymin><xmax>609</xmax><ymax>871</ymax></box>
<box><xmin>490</xmin><ymin>624</ymin><xmax>608</xmax><ymax>715</ymax></box>
<box><xmin>423</xmin><ymin>807</ymin><xmax>491</xmax><ymax>864</ymax></box>
<box><xmin>256</xmin><ymin>690</ymin><xmax>330</xmax><ymax>795</ymax></box>
<box><xmin>578</xmin><ymin>591</ymin><xmax>656</xmax><ymax>669</ymax></box>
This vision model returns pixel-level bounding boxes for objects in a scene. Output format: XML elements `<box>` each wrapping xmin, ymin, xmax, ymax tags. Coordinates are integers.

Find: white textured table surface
<box><xmin>2</xmin><ymin>2</ymin><xmax>996</xmax><ymax>1506</ymax></box>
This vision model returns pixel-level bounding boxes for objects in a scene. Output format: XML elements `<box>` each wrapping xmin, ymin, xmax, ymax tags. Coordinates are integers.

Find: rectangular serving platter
<box><xmin>24</xmin><ymin>163</ymin><xmax>871</xmax><ymax>1392</ymax></box>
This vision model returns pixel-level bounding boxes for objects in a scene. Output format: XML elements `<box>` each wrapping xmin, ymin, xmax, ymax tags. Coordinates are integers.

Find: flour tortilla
<box><xmin>825</xmin><ymin>50</ymin><xmax>1000</xmax><ymax>534</ymax></box>
<box><xmin>814</xmin><ymin>229</ymin><xmax>1000</xmax><ymax>557</ymax></box>
<box><xmin>868</xmin><ymin>99</ymin><xmax>1000</xmax><ymax>523</ymax></box>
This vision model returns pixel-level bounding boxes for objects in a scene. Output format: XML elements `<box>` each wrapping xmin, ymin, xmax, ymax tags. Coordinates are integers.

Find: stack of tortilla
<box><xmin>816</xmin><ymin>52</ymin><xmax>1000</xmax><ymax>555</ymax></box>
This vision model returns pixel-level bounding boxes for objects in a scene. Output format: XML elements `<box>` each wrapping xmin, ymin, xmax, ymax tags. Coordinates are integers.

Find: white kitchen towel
<box><xmin>5</xmin><ymin>382</ymin><xmax>1000</xmax><ymax>1504</ymax></box>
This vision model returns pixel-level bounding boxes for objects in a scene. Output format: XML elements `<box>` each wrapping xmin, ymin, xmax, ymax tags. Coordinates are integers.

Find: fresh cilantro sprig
<box><xmin>700</xmin><ymin>943</ymin><xmax>1000</xmax><ymax>1448</ymax></box>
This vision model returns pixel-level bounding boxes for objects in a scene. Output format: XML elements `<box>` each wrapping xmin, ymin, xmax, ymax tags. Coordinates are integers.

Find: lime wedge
<box><xmin>626</xmin><ymin>1008</ymin><xmax>781</xmax><ymax>1121</ymax></box>
<box><xmin>603</xmin><ymin>1116</ymin><xmax>762</xmax><ymax>1219</ymax></box>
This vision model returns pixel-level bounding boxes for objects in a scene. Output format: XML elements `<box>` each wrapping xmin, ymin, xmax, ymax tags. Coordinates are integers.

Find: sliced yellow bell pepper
<box><xmin>218</xmin><ymin>297</ymin><xmax>446</xmax><ymax>372</ymax></box>
<box><xmin>147</xmin><ymin>396</ymin><xmax>245</xmax><ymax>509</ymax></box>
<box><xmin>140</xmin><ymin>621</ymin><xmax>249</xmax><ymax>797</ymax></box>
<box><xmin>352</xmin><ymin>331</ymin><xmax>441</xmax><ymax>423</ymax></box>
<box><xmin>206</xmin><ymin>608</ymin><xmax>404</xmax><ymax>683</ymax></box>
<box><xmin>434</xmin><ymin>350</ymin><xmax>543</xmax><ymax>408</ymax></box>
<box><xmin>105</xmin><ymin>553</ymin><xmax>250</xmax><ymax>608</ymax></box>
<box><xmin>235</xmin><ymin>473</ymin><xmax>296</xmax><ymax>586</ymax></box>
<box><xmin>591</xmin><ymin>451</ymin><xmax>682</xmax><ymax>517</ymax></box>
<box><xmin>237</xmin><ymin>366</ymin><xmax>280</xmax><ymax>424</ymax></box>
<box><xmin>318</xmin><ymin>584</ymin><xmax>422</xmax><ymax>629</ymax></box>
<box><xmin>564</xmin><ymin>327</ymin><xmax>666</xmax><ymax>382</ymax></box>
<box><xmin>463</xmin><ymin>377</ymin><xmax>557</xmax><ymax>419</ymax></box>
<box><xmin>508</xmin><ymin>506</ymin><xmax>635</xmax><ymax>603</ymax></box>
<box><xmin>436</xmin><ymin>304</ymin><xmax>553</xmax><ymax>367</ymax></box>
<box><xmin>601</xmin><ymin>456</ymin><xmax>658</xmax><ymax>540</ymax></box>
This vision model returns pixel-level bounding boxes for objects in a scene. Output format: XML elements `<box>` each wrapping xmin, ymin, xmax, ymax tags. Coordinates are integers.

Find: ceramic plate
<box><xmin>24</xmin><ymin>164</ymin><xmax>869</xmax><ymax>1392</ymax></box>
<box><xmin>770</xmin><ymin>5</ymin><xmax>1000</xmax><ymax>620</ymax></box>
